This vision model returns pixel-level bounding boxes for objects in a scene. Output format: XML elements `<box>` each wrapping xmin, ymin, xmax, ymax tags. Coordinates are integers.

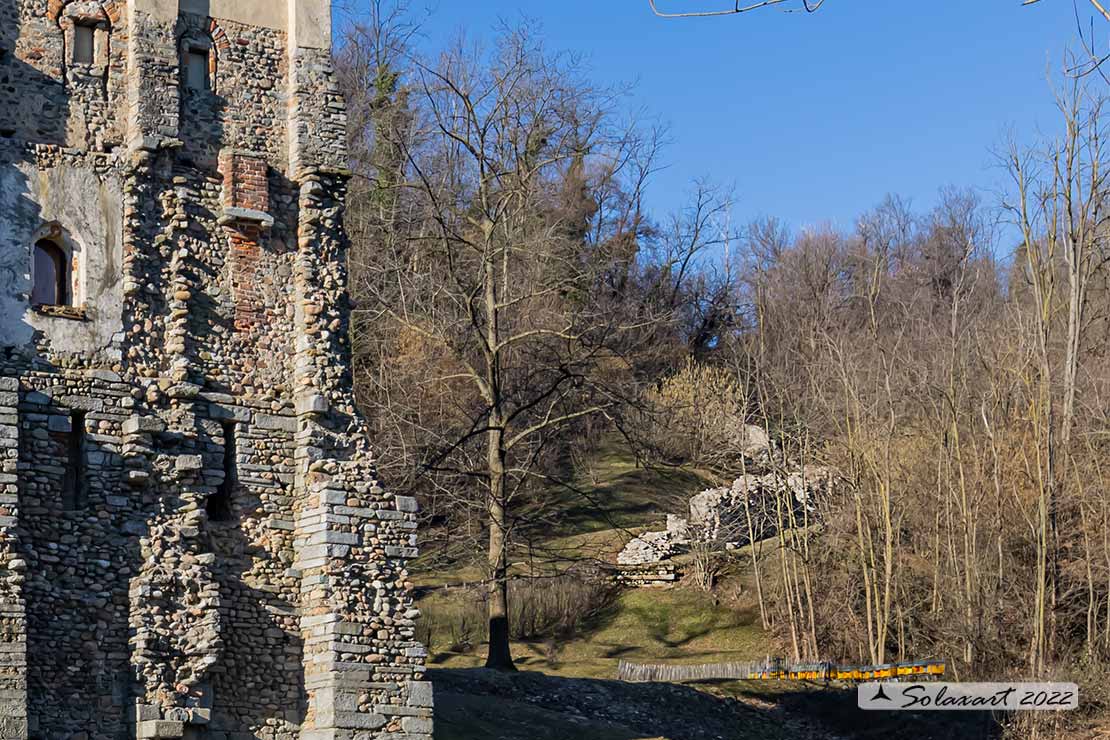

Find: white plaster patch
<box><xmin>0</xmin><ymin>164</ymin><xmax>35</xmax><ymax>347</ymax></box>
<box><xmin>0</xmin><ymin>162</ymin><xmax>124</xmax><ymax>356</ymax></box>
<box><xmin>179</xmin><ymin>0</ymin><xmax>331</xmax><ymax>49</ymax></box>
<box><xmin>289</xmin><ymin>0</ymin><xmax>331</xmax><ymax>49</ymax></box>
<box><xmin>181</xmin><ymin>0</ymin><xmax>302</xmax><ymax>37</ymax></box>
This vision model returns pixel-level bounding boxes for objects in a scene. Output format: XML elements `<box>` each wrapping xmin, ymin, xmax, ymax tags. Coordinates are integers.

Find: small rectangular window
<box><xmin>73</xmin><ymin>24</ymin><xmax>95</xmax><ymax>65</ymax></box>
<box><xmin>207</xmin><ymin>421</ymin><xmax>236</xmax><ymax>522</ymax></box>
<box><xmin>185</xmin><ymin>49</ymin><xmax>209</xmax><ymax>91</ymax></box>
<box><xmin>62</xmin><ymin>411</ymin><xmax>87</xmax><ymax>511</ymax></box>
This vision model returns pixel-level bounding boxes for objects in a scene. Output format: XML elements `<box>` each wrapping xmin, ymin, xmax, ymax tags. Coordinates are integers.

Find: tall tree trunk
<box><xmin>482</xmin><ymin>213</ymin><xmax>515</xmax><ymax>671</ymax></box>
<box><xmin>743</xmin><ymin>492</ymin><xmax>770</xmax><ymax>630</ymax></box>
<box><xmin>485</xmin><ymin>425</ymin><xmax>516</xmax><ymax>670</ymax></box>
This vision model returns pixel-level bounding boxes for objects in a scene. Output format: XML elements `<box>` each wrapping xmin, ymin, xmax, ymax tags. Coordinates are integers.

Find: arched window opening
<box><xmin>32</xmin><ymin>239</ymin><xmax>70</xmax><ymax>307</ymax></box>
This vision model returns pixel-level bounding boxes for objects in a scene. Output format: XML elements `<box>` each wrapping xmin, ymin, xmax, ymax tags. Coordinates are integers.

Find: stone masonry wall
<box><xmin>0</xmin><ymin>376</ymin><xmax>26</xmax><ymax>740</ymax></box>
<box><xmin>0</xmin><ymin>1</ymin><xmax>432</xmax><ymax>739</ymax></box>
<box><xmin>16</xmin><ymin>368</ymin><xmax>136</xmax><ymax>738</ymax></box>
<box><xmin>291</xmin><ymin>173</ymin><xmax>430</xmax><ymax>739</ymax></box>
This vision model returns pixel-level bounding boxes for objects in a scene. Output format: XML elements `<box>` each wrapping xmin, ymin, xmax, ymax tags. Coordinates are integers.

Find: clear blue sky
<box><xmin>341</xmin><ymin>1</ymin><xmax>1086</xmax><ymax>247</ymax></box>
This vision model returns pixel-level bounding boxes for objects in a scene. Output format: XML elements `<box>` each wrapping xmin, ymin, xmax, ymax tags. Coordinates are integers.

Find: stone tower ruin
<box><xmin>0</xmin><ymin>1</ymin><xmax>431</xmax><ymax>738</ymax></box>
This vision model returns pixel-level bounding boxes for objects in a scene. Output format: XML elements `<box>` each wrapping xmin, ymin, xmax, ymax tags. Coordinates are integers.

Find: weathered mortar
<box><xmin>0</xmin><ymin>1</ymin><xmax>432</xmax><ymax>739</ymax></box>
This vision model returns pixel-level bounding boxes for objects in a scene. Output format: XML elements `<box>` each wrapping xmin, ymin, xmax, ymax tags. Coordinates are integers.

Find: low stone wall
<box><xmin>613</xmin><ymin>563</ymin><xmax>680</xmax><ymax>589</ymax></box>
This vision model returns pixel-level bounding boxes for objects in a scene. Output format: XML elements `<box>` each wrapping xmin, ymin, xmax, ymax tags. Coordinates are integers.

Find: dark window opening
<box><xmin>73</xmin><ymin>24</ymin><xmax>95</xmax><ymax>65</ymax></box>
<box><xmin>185</xmin><ymin>48</ymin><xmax>210</xmax><ymax>92</ymax></box>
<box><xmin>208</xmin><ymin>422</ymin><xmax>236</xmax><ymax>522</ymax></box>
<box><xmin>62</xmin><ymin>411</ymin><xmax>87</xmax><ymax>511</ymax></box>
<box><xmin>32</xmin><ymin>239</ymin><xmax>69</xmax><ymax>307</ymax></box>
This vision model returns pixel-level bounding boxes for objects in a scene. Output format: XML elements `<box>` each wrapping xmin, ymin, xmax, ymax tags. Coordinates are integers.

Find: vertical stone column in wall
<box><xmin>287</xmin><ymin>3</ymin><xmax>431</xmax><ymax>735</ymax></box>
<box><xmin>286</xmin><ymin>0</ymin><xmax>347</xmax><ymax>179</ymax></box>
<box><xmin>127</xmin><ymin>0</ymin><xmax>183</xmax><ymax>149</ymax></box>
<box><xmin>127</xmin><ymin>404</ymin><xmax>223</xmax><ymax>740</ymax></box>
<box><xmin>0</xmin><ymin>377</ymin><xmax>27</xmax><ymax>740</ymax></box>
<box><xmin>290</xmin><ymin>167</ymin><xmax>363</xmax><ymax>740</ymax></box>
<box><xmin>292</xmin><ymin>172</ymin><xmax>432</xmax><ymax>739</ymax></box>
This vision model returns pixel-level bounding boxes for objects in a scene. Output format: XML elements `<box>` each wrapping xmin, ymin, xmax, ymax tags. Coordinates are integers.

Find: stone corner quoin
<box><xmin>0</xmin><ymin>0</ymin><xmax>432</xmax><ymax>739</ymax></box>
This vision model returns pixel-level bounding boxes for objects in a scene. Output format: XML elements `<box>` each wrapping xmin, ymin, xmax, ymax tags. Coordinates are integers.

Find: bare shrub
<box><xmin>643</xmin><ymin>357</ymin><xmax>749</xmax><ymax>469</ymax></box>
<box><xmin>509</xmin><ymin>573</ymin><xmax>622</xmax><ymax>641</ymax></box>
<box><xmin>416</xmin><ymin>590</ymin><xmax>486</xmax><ymax>657</ymax></box>
<box><xmin>687</xmin><ymin>538</ymin><xmax>724</xmax><ymax>593</ymax></box>
<box><xmin>418</xmin><ymin>573</ymin><xmax>621</xmax><ymax>657</ymax></box>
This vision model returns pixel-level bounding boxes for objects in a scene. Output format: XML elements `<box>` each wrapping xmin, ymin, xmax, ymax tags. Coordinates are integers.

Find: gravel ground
<box><xmin>430</xmin><ymin>668</ymin><xmax>845</xmax><ymax>740</ymax></box>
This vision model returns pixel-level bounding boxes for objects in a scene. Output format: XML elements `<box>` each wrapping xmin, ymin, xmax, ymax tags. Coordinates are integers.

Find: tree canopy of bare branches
<box><xmin>341</xmin><ymin>11</ymin><xmax>690</xmax><ymax>668</ymax></box>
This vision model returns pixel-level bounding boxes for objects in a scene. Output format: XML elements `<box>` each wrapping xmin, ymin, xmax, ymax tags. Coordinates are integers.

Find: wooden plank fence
<box><xmin>617</xmin><ymin>660</ymin><xmax>764</xmax><ymax>683</ymax></box>
<box><xmin>618</xmin><ymin>659</ymin><xmax>946</xmax><ymax>684</ymax></box>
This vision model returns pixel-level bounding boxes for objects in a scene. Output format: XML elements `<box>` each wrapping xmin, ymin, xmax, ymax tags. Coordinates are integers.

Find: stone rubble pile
<box><xmin>731</xmin><ymin>423</ymin><xmax>773</xmax><ymax>462</ymax></box>
<box><xmin>616</xmin><ymin>428</ymin><xmax>834</xmax><ymax>583</ymax></box>
<box><xmin>688</xmin><ymin>467</ymin><xmax>832</xmax><ymax>546</ymax></box>
<box><xmin>616</xmin><ymin>518</ymin><xmax>688</xmax><ymax>567</ymax></box>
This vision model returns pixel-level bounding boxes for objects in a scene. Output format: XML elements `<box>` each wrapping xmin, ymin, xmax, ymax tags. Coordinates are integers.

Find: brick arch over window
<box><xmin>47</xmin><ymin>0</ymin><xmax>121</xmax><ymax>22</ymax></box>
<box><xmin>209</xmin><ymin>19</ymin><xmax>232</xmax><ymax>57</ymax></box>
<box><xmin>178</xmin><ymin>20</ymin><xmax>229</xmax><ymax>94</ymax></box>
<box><xmin>50</xmin><ymin>1</ymin><xmax>117</xmax><ymax>71</ymax></box>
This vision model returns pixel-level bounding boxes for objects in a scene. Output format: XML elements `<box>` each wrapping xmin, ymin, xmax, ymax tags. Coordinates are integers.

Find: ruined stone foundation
<box><xmin>0</xmin><ymin>1</ymin><xmax>432</xmax><ymax>738</ymax></box>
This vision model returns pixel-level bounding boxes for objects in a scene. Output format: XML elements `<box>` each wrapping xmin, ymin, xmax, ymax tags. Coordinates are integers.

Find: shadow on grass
<box><xmin>602</xmin><ymin>645</ymin><xmax>641</xmax><ymax>659</ymax></box>
<box><xmin>624</xmin><ymin>600</ymin><xmax>723</xmax><ymax>649</ymax></box>
<box><xmin>551</xmin><ymin>465</ymin><xmax>716</xmax><ymax>537</ymax></box>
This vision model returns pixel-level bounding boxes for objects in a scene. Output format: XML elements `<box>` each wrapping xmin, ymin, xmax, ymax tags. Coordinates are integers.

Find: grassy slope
<box><xmin>414</xmin><ymin>441</ymin><xmax>717</xmax><ymax>588</ymax></box>
<box><xmin>546</xmin><ymin>443</ymin><xmax>718</xmax><ymax>536</ymax></box>
<box><xmin>425</xmin><ymin>588</ymin><xmax>769</xmax><ymax>678</ymax></box>
<box><xmin>416</xmin><ymin>441</ymin><xmax>1003</xmax><ymax>740</ymax></box>
<box><xmin>416</xmin><ymin>438</ymin><xmax>755</xmax><ymax>677</ymax></box>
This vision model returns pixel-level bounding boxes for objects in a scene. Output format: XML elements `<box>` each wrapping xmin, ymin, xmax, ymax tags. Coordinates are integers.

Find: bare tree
<box><xmin>1023</xmin><ymin>0</ymin><xmax>1110</xmax><ymax>22</ymax></box>
<box><xmin>1002</xmin><ymin>73</ymin><xmax>1109</xmax><ymax>672</ymax></box>
<box><xmin>649</xmin><ymin>0</ymin><xmax>1108</xmax><ymax>23</ymax></box>
<box><xmin>648</xmin><ymin>0</ymin><xmax>825</xmax><ymax>18</ymax></box>
<box><xmin>349</xmin><ymin>25</ymin><xmax>667</xmax><ymax>669</ymax></box>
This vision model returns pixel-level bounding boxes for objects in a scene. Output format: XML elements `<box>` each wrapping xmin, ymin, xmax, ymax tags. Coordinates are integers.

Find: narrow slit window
<box><xmin>73</xmin><ymin>24</ymin><xmax>95</xmax><ymax>65</ymax></box>
<box><xmin>62</xmin><ymin>411</ymin><xmax>87</xmax><ymax>511</ymax></box>
<box><xmin>185</xmin><ymin>48</ymin><xmax>210</xmax><ymax>92</ymax></box>
<box><xmin>32</xmin><ymin>239</ymin><xmax>69</xmax><ymax>307</ymax></box>
<box><xmin>208</xmin><ymin>422</ymin><xmax>236</xmax><ymax>522</ymax></box>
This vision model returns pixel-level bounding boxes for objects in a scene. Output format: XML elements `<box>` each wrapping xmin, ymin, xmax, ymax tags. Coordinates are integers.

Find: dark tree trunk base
<box><xmin>485</xmin><ymin>616</ymin><xmax>517</xmax><ymax>671</ymax></box>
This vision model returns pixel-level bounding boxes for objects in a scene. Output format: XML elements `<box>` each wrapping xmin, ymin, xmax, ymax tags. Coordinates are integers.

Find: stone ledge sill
<box><xmin>32</xmin><ymin>304</ymin><xmax>88</xmax><ymax>321</ymax></box>
<box><xmin>219</xmin><ymin>207</ymin><xmax>275</xmax><ymax>228</ymax></box>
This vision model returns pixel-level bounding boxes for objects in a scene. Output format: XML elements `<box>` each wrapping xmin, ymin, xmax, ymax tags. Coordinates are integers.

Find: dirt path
<box><xmin>430</xmin><ymin>668</ymin><xmax>844</xmax><ymax>740</ymax></box>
